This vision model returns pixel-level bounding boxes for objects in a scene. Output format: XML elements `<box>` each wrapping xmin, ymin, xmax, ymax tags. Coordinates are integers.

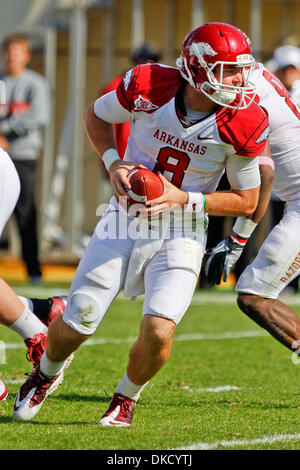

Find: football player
<box><xmin>204</xmin><ymin>59</ymin><xmax>300</xmax><ymax>354</ymax></box>
<box><xmin>0</xmin><ymin>295</ymin><xmax>67</xmax><ymax>402</ymax></box>
<box><xmin>13</xmin><ymin>23</ymin><xmax>269</xmax><ymax>424</ymax></box>
<box><xmin>1</xmin><ymin>295</ymin><xmax>66</xmax><ymax>368</ymax></box>
<box><xmin>0</xmin><ymin>148</ymin><xmax>62</xmax><ymax>400</ymax></box>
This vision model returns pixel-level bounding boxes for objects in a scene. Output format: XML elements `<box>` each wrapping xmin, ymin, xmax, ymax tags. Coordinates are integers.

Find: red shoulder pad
<box><xmin>216</xmin><ymin>101</ymin><xmax>269</xmax><ymax>157</ymax></box>
<box><xmin>116</xmin><ymin>64</ymin><xmax>183</xmax><ymax>113</ymax></box>
<box><xmin>99</xmin><ymin>74</ymin><xmax>124</xmax><ymax>97</ymax></box>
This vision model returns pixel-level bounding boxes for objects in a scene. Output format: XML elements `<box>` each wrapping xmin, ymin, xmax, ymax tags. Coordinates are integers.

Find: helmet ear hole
<box><xmin>191</xmin><ymin>65</ymin><xmax>198</xmax><ymax>75</ymax></box>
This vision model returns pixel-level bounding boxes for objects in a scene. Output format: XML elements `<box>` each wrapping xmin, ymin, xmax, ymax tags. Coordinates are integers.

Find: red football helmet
<box><xmin>176</xmin><ymin>22</ymin><xmax>256</xmax><ymax>109</ymax></box>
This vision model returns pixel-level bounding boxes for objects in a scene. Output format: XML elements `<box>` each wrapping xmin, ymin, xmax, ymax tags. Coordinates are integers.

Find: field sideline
<box><xmin>1</xmin><ymin>286</ymin><xmax>300</xmax><ymax>451</ymax></box>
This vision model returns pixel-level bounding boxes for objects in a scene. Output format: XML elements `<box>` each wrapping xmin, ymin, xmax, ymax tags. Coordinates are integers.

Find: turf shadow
<box><xmin>51</xmin><ymin>394</ymin><xmax>110</xmax><ymax>403</ymax></box>
<box><xmin>52</xmin><ymin>394</ymin><xmax>147</xmax><ymax>406</ymax></box>
<box><xmin>0</xmin><ymin>416</ymin><xmax>16</xmax><ymax>424</ymax></box>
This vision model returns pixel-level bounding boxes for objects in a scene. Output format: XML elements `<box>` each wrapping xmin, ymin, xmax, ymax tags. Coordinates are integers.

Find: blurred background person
<box><xmin>266</xmin><ymin>44</ymin><xmax>300</xmax><ymax>104</ymax></box>
<box><xmin>0</xmin><ymin>34</ymin><xmax>50</xmax><ymax>285</ymax></box>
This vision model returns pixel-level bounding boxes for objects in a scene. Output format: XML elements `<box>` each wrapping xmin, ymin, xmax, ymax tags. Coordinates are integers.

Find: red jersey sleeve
<box><xmin>116</xmin><ymin>63</ymin><xmax>183</xmax><ymax>113</ymax></box>
<box><xmin>216</xmin><ymin>101</ymin><xmax>269</xmax><ymax>157</ymax></box>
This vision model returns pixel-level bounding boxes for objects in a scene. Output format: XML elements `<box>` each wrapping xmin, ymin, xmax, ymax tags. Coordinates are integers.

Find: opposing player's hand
<box><xmin>144</xmin><ymin>172</ymin><xmax>188</xmax><ymax>217</ymax></box>
<box><xmin>203</xmin><ymin>236</ymin><xmax>246</xmax><ymax>285</ymax></box>
<box><xmin>108</xmin><ymin>160</ymin><xmax>145</xmax><ymax>201</ymax></box>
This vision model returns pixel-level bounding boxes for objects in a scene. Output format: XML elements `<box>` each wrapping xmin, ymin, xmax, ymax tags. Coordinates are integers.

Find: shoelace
<box><xmin>121</xmin><ymin>400</ymin><xmax>133</xmax><ymax>414</ymax></box>
<box><xmin>109</xmin><ymin>395</ymin><xmax>135</xmax><ymax>418</ymax></box>
<box><xmin>20</xmin><ymin>367</ymin><xmax>57</xmax><ymax>405</ymax></box>
<box><xmin>25</xmin><ymin>333</ymin><xmax>47</xmax><ymax>365</ymax></box>
<box><xmin>26</xmin><ymin>343</ymin><xmax>43</xmax><ymax>364</ymax></box>
<box><xmin>19</xmin><ymin>368</ymin><xmax>41</xmax><ymax>398</ymax></box>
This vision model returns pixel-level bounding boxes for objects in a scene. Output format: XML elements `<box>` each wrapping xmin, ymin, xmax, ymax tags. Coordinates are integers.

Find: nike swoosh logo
<box><xmin>14</xmin><ymin>385</ymin><xmax>37</xmax><ymax>411</ymax></box>
<box><xmin>197</xmin><ymin>136</ymin><xmax>213</xmax><ymax>140</ymax></box>
<box><xmin>13</xmin><ymin>392</ymin><xmax>23</xmax><ymax>411</ymax></box>
<box><xmin>106</xmin><ymin>405</ymin><xmax>121</xmax><ymax>422</ymax></box>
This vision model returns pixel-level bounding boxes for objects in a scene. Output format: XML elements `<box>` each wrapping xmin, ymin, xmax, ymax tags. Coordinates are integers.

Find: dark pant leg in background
<box><xmin>13</xmin><ymin>160</ymin><xmax>42</xmax><ymax>282</ymax></box>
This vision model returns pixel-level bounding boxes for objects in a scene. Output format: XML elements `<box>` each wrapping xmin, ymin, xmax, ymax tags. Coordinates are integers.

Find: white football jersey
<box><xmin>290</xmin><ymin>79</ymin><xmax>300</xmax><ymax>107</ymax></box>
<box><xmin>0</xmin><ymin>149</ymin><xmax>20</xmax><ymax>236</ymax></box>
<box><xmin>252</xmin><ymin>63</ymin><xmax>300</xmax><ymax>201</ymax></box>
<box><xmin>116</xmin><ymin>64</ymin><xmax>268</xmax><ymax>195</ymax></box>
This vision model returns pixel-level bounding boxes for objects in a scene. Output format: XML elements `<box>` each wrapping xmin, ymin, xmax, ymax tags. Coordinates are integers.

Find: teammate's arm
<box><xmin>203</xmin><ymin>187</ymin><xmax>259</xmax><ymax>217</ymax></box>
<box><xmin>205</xmin><ymin>141</ymin><xmax>273</xmax><ymax>219</ymax></box>
<box><xmin>246</xmin><ymin>141</ymin><xmax>274</xmax><ymax>224</ymax></box>
<box><xmin>203</xmin><ymin>142</ymin><xmax>274</xmax><ymax>285</ymax></box>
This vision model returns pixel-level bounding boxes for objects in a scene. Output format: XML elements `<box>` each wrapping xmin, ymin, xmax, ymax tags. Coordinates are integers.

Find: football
<box><xmin>0</xmin><ymin>378</ymin><xmax>8</xmax><ymax>402</ymax></box>
<box><xmin>126</xmin><ymin>168</ymin><xmax>164</xmax><ymax>206</ymax></box>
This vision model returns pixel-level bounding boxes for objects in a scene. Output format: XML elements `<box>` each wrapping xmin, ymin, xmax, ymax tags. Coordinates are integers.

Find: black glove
<box><xmin>203</xmin><ymin>234</ymin><xmax>247</xmax><ymax>285</ymax></box>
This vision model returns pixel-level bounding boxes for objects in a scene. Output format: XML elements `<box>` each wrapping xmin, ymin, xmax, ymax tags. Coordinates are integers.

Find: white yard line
<box><xmin>12</xmin><ymin>286</ymin><xmax>70</xmax><ymax>298</ymax></box>
<box><xmin>182</xmin><ymin>385</ymin><xmax>241</xmax><ymax>393</ymax></box>
<box><xmin>191</xmin><ymin>292</ymin><xmax>300</xmax><ymax>306</ymax></box>
<box><xmin>4</xmin><ymin>379</ymin><xmax>24</xmax><ymax>384</ymax></box>
<box><xmin>175</xmin><ymin>433</ymin><xmax>300</xmax><ymax>450</ymax></box>
<box><xmin>119</xmin><ymin>291</ymin><xmax>300</xmax><ymax>306</ymax></box>
<box><xmin>2</xmin><ymin>329</ymin><xmax>267</xmax><ymax>351</ymax></box>
<box><xmin>9</xmin><ymin>286</ymin><xmax>300</xmax><ymax>306</ymax></box>
<box><xmin>175</xmin><ymin>330</ymin><xmax>267</xmax><ymax>341</ymax></box>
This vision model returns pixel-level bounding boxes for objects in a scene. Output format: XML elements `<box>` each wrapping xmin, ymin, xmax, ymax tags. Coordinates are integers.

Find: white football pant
<box><xmin>236</xmin><ymin>200</ymin><xmax>300</xmax><ymax>298</ymax></box>
<box><xmin>63</xmin><ymin>206</ymin><xmax>206</xmax><ymax>335</ymax></box>
<box><xmin>0</xmin><ymin>150</ymin><xmax>20</xmax><ymax>236</ymax></box>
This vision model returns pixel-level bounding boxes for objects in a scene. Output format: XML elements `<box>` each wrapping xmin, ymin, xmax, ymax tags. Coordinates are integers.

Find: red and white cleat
<box><xmin>25</xmin><ymin>332</ymin><xmax>48</xmax><ymax>368</ymax></box>
<box><xmin>13</xmin><ymin>364</ymin><xmax>64</xmax><ymax>421</ymax></box>
<box><xmin>98</xmin><ymin>393</ymin><xmax>136</xmax><ymax>427</ymax></box>
<box><xmin>46</xmin><ymin>296</ymin><xmax>67</xmax><ymax>326</ymax></box>
<box><xmin>24</xmin><ymin>331</ymin><xmax>73</xmax><ymax>376</ymax></box>
<box><xmin>0</xmin><ymin>379</ymin><xmax>8</xmax><ymax>402</ymax></box>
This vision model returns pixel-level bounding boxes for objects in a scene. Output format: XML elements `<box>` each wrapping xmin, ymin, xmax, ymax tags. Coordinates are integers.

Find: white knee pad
<box><xmin>63</xmin><ymin>290</ymin><xmax>106</xmax><ymax>335</ymax></box>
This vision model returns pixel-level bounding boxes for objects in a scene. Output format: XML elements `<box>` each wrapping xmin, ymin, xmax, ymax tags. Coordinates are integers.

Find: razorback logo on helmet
<box><xmin>123</xmin><ymin>69</ymin><xmax>133</xmax><ymax>91</ymax></box>
<box><xmin>133</xmin><ymin>95</ymin><xmax>159</xmax><ymax>112</ymax></box>
<box><xmin>255</xmin><ymin>125</ymin><xmax>270</xmax><ymax>144</ymax></box>
<box><xmin>188</xmin><ymin>42</ymin><xmax>217</xmax><ymax>67</ymax></box>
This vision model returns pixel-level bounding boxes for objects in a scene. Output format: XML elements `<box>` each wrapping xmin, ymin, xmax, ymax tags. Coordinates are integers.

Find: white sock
<box><xmin>9</xmin><ymin>306</ymin><xmax>47</xmax><ymax>340</ymax></box>
<box><xmin>18</xmin><ymin>295</ymin><xmax>34</xmax><ymax>312</ymax></box>
<box><xmin>115</xmin><ymin>372</ymin><xmax>148</xmax><ymax>401</ymax></box>
<box><xmin>39</xmin><ymin>352</ymin><xmax>66</xmax><ymax>378</ymax></box>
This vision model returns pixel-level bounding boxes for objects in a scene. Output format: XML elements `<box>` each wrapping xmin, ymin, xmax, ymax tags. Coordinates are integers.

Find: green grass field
<box><xmin>1</xmin><ymin>287</ymin><xmax>300</xmax><ymax>451</ymax></box>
